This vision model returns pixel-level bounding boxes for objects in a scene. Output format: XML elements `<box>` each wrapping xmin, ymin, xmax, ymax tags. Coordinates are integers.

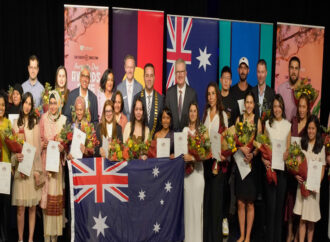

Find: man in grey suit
<box><xmin>116</xmin><ymin>55</ymin><xmax>143</xmax><ymax>119</ymax></box>
<box><xmin>134</xmin><ymin>63</ymin><xmax>163</xmax><ymax>137</ymax></box>
<box><xmin>251</xmin><ymin>59</ymin><xmax>275</xmax><ymax>119</ymax></box>
<box><xmin>165</xmin><ymin>58</ymin><xmax>197</xmax><ymax>132</ymax></box>
<box><xmin>63</xmin><ymin>65</ymin><xmax>98</xmax><ymax>126</ymax></box>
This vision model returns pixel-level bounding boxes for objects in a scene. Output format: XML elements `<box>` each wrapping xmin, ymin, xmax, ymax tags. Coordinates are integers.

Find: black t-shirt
<box><xmin>221</xmin><ymin>92</ymin><xmax>239</xmax><ymax>127</ymax></box>
<box><xmin>230</xmin><ymin>82</ymin><xmax>252</xmax><ymax>116</ymax></box>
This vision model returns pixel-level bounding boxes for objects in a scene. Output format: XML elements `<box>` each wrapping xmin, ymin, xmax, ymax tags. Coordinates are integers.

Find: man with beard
<box><xmin>277</xmin><ymin>56</ymin><xmax>300</xmax><ymax>122</ymax></box>
<box><xmin>230</xmin><ymin>57</ymin><xmax>252</xmax><ymax>115</ymax></box>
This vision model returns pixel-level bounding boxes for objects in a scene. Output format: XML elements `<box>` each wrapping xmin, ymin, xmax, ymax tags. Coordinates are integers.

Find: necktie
<box><xmin>147</xmin><ymin>95</ymin><xmax>151</xmax><ymax>123</ymax></box>
<box><xmin>178</xmin><ymin>90</ymin><xmax>182</xmax><ymax>121</ymax></box>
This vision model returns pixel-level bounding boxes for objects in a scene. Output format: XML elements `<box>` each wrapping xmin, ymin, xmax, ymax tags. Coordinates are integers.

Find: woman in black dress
<box><xmin>235</xmin><ymin>91</ymin><xmax>262</xmax><ymax>242</ymax></box>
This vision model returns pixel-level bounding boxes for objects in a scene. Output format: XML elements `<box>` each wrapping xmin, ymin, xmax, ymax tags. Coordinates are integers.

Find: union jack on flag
<box><xmin>71</xmin><ymin>157</ymin><xmax>128</xmax><ymax>203</ymax></box>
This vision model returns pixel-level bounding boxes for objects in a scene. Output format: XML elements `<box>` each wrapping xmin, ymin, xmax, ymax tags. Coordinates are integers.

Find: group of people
<box><xmin>0</xmin><ymin>53</ymin><xmax>329</xmax><ymax>242</ymax></box>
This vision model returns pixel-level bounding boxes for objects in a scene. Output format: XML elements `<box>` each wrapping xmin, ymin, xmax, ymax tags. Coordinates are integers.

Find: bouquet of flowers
<box><xmin>123</xmin><ymin>137</ymin><xmax>150</xmax><ymax>160</ymax></box>
<box><xmin>321</xmin><ymin>126</ymin><xmax>330</xmax><ymax>156</ymax></box>
<box><xmin>221</xmin><ymin>126</ymin><xmax>237</xmax><ymax>160</ymax></box>
<box><xmin>41</xmin><ymin>82</ymin><xmax>52</xmax><ymax>113</ymax></box>
<box><xmin>57</xmin><ymin>123</ymin><xmax>73</xmax><ymax>152</ymax></box>
<box><xmin>285</xmin><ymin>142</ymin><xmax>309</xmax><ymax>197</ymax></box>
<box><xmin>34</xmin><ymin>106</ymin><xmax>42</xmax><ymax>121</ymax></box>
<box><xmin>80</xmin><ymin>121</ymin><xmax>99</xmax><ymax>156</ymax></box>
<box><xmin>186</xmin><ymin>124</ymin><xmax>211</xmax><ymax>175</ymax></box>
<box><xmin>253</xmin><ymin>134</ymin><xmax>277</xmax><ymax>185</ymax></box>
<box><xmin>0</xmin><ymin>127</ymin><xmax>24</xmax><ymax>153</ymax></box>
<box><xmin>235</xmin><ymin>121</ymin><xmax>256</xmax><ymax>149</ymax></box>
<box><xmin>293</xmin><ymin>78</ymin><xmax>319</xmax><ymax>107</ymax></box>
<box><xmin>145</xmin><ymin>137</ymin><xmax>156</xmax><ymax>158</ymax></box>
<box><xmin>108</xmin><ymin>138</ymin><xmax>125</xmax><ymax>161</ymax></box>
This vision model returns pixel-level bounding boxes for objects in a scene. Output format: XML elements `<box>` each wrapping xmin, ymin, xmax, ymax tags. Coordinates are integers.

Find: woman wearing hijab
<box><xmin>7</xmin><ymin>83</ymin><xmax>23</xmax><ymax>114</ymax></box>
<box><xmin>39</xmin><ymin>90</ymin><xmax>67</xmax><ymax>241</ymax></box>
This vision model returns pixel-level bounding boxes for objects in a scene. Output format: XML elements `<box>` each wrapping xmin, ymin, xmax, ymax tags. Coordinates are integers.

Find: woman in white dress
<box><xmin>263</xmin><ymin>94</ymin><xmax>291</xmax><ymax>242</ymax></box>
<box><xmin>293</xmin><ymin>115</ymin><xmax>326</xmax><ymax>242</ymax></box>
<box><xmin>183</xmin><ymin>102</ymin><xmax>205</xmax><ymax>242</ymax></box>
<box><xmin>202</xmin><ymin>82</ymin><xmax>228</xmax><ymax>242</ymax></box>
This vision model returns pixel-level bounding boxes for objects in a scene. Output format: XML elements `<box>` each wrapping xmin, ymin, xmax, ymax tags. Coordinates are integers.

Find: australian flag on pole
<box><xmin>166</xmin><ymin>15</ymin><xmax>219</xmax><ymax>116</ymax></box>
<box><xmin>68</xmin><ymin>157</ymin><xmax>184</xmax><ymax>242</ymax></box>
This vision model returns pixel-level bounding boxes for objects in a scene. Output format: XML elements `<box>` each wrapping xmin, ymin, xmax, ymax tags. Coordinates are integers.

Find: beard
<box><xmin>289</xmin><ymin>75</ymin><xmax>298</xmax><ymax>85</ymax></box>
<box><xmin>239</xmin><ymin>74</ymin><xmax>247</xmax><ymax>82</ymax></box>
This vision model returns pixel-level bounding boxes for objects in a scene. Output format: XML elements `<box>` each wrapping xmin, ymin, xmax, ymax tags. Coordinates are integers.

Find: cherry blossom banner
<box><xmin>64</xmin><ymin>4</ymin><xmax>109</xmax><ymax>99</ymax></box>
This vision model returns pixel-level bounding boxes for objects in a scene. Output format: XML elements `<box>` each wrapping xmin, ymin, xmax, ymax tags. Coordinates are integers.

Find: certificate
<box><xmin>8</xmin><ymin>114</ymin><xmax>19</xmax><ymax>125</ymax></box>
<box><xmin>234</xmin><ymin>150</ymin><xmax>251</xmax><ymax>180</ymax></box>
<box><xmin>211</xmin><ymin>133</ymin><xmax>221</xmax><ymax>161</ymax></box>
<box><xmin>102</xmin><ymin>136</ymin><xmax>109</xmax><ymax>159</ymax></box>
<box><xmin>291</xmin><ymin>136</ymin><xmax>301</xmax><ymax>145</ymax></box>
<box><xmin>0</xmin><ymin>162</ymin><xmax>11</xmax><ymax>194</ymax></box>
<box><xmin>306</xmin><ymin>158</ymin><xmax>323</xmax><ymax>192</ymax></box>
<box><xmin>157</xmin><ymin>138</ymin><xmax>170</xmax><ymax>158</ymax></box>
<box><xmin>18</xmin><ymin>142</ymin><xmax>36</xmax><ymax>177</ymax></box>
<box><xmin>237</xmin><ymin>99</ymin><xmax>245</xmax><ymax>115</ymax></box>
<box><xmin>271</xmin><ymin>139</ymin><xmax>286</xmax><ymax>171</ymax></box>
<box><xmin>174</xmin><ymin>132</ymin><xmax>188</xmax><ymax>158</ymax></box>
<box><xmin>70</xmin><ymin>127</ymin><xmax>86</xmax><ymax>159</ymax></box>
<box><xmin>46</xmin><ymin>141</ymin><xmax>60</xmax><ymax>172</ymax></box>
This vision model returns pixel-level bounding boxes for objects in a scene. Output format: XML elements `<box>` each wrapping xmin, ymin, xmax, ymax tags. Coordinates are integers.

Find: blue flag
<box><xmin>166</xmin><ymin>15</ymin><xmax>219</xmax><ymax>116</ymax></box>
<box><xmin>68</xmin><ymin>157</ymin><xmax>184</xmax><ymax>242</ymax></box>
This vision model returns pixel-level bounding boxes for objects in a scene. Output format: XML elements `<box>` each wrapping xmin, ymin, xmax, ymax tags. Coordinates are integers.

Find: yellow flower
<box><xmin>232</xmin><ymin>147</ymin><xmax>237</xmax><ymax>153</ymax></box>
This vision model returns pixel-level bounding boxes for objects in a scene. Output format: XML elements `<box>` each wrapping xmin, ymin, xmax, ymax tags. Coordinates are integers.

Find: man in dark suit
<box><xmin>134</xmin><ymin>63</ymin><xmax>163</xmax><ymax>137</ymax></box>
<box><xmin>116</xmin><ymin>55</ymin><xmax>143</xmax><ymax>119</ymax></box>
<box><xmin>63</xmin><ymin>65</ymin><xmax>98</xmax><ymax>125</ymax></box>
<box><xmin>251</xmin><ymin>59</ymin><xmax>275</xmax><ymax>119</ymax></box>
<box><xmin>165</xmin><ymin>58</ymin><xmax>197</xmax><ymax>132</ymax></box>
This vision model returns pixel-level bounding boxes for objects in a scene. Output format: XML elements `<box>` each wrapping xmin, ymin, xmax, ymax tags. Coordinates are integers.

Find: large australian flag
<box><xmin>68</xmin><ymin>157</ymin><xmax>184</xmax><ymax>242</ymax></box>
<box><xmin>166</xmin><ymin>15</ymin><xmax>219</xmax><ymax>116</ymax></box>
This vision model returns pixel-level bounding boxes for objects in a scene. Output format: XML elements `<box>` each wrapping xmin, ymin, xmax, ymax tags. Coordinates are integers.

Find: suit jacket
<box><xmin>63</xmin><ymin>87</ymin><xmax>99</xmax><ymax>126</ymax></box>
<box><xmin>134</xmin><ymin>89</ymin><xmax>164</xmax><ymax>137</ymax></box>
<box><xmin>116</xmin><ymin>79</ymin><xmax>143</xmax><ymax>119</ymax></box>
<box><xmin>251</xmin><ymin>85</ymin><xmax>275</xmax><ymax>119</ymax></box>
<box><xmin>165</xmin><ymin>84</ymin><xmax>197</xmax><ymax>132</ymax></box>
<box><xmin>95</xmin><ymin>123</ymin><xmax>123</xmax><ymax>157</ymax></box>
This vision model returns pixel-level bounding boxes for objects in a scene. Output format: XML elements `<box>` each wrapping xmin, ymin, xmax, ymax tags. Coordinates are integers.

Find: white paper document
<box><xmin>70</xmin><ymin>127</ymin><xmax>86</xmax><ymax>159</ymax></box>
<box><xmin>174</xmin><ymin>132</ymin><xmax>187</xmax><ymax>158</ymax></box>
<box><xmin>271</xmin><ymin>139</ymin><xmax>286</xmax><ymax>171</ymax></box>
<box><xmin>18</xmin><ymin>142</ymin><xmax>36</xmax><ymax>177</ymax></box>
<box><xmin>237</xmin><ymin>99</ymin><xmax>245</xmax><ymax>115</ymax></box>
<box><xmin>8</xmin><ymin>114</ymin><xmax>19</xmax><ymax>126</ymax></box>
<box><xmin>0</xmin><ymin>162</ymin><xmax>11</xmax><ymax>194</ymax></box>
<box><xmin>157</xmin><ymin>138</ymin><xmax>170</xmax><ymax>158</ymax></box>
<box><xmin>291</xmin><ymin>136</ymin><xmax>302</xmax><ymax>145</ymax></box>
<box><xmin>306</xmin><ymin>158</ymin><xmax>323</xmax><ymax>192</ymax></box>
<box><xmin>46</xmin><ymin>141</ymin><xmax>60</xmax><ymax>172</ymax></box>
<box><xmin>234</xmin><ymin>149</ymin><xmax>251</xmax><ymax>180</ymax></box>
<box><xmin>102</xmin><ymin>136</ymin><xmax>109</xmax><ymax>159</ymax></box>
<box><xmin>211</xmin><ymin>133</ymin><xmax>221</xmax><ymax>161</ymax></box>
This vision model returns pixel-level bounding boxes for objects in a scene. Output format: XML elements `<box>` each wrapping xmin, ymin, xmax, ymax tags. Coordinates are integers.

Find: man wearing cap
<box><xmin>230</xmin><ymin>57</ymin><xmax>252</xmax><ymax>115</ymax></box>
<box><xmin>276</xmin><ymin>56</ymin><xmax>300</xmax><ymax>122</ymax></box>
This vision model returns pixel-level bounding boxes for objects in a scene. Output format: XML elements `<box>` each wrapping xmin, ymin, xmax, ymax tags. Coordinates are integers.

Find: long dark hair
<box><xmin>100</xmin><ymin>69</ymin><xmax>115</xmax><ymax>92</ymax></box>
<box><xmin>130</xmin><ymin>96</ymin><xmax>147</xmax><ymax>141</ymax></box>
<box><xmin>156</xmin><ymin>107</ymin><xmax>173</xmax><ymax>133</ymax></box>
<box><xmin>111</xmin><ymin>90</ymin><xmax>124</xmax><ymax>113</ymax></box>
<box><xmin>269</xmin><ymin>94</ymin><xmax>286</xmax><ymax>127</ymax></box>
<box><xmin>0</xmin><ymin>91</ymin><xmax>8</xmax><ymax>118</ymax></box>
<box><xmin>244</xmin><ymin>90</ymin><xmax>256</xmax><ymax>114</ymax></box>
<box><xmin>202</xmin><ymin>82</ymin><xmax>225</xmax><ymax>127</ymax></box>
<box><xmin>55</xmin><ymin>65</ymin><xmax>69</xmax><ymax>103</ymax></box>
<box><xmin>301</xmin><ymin>115</ymin><xmax>323</xmax><ymax>154</ymax></box>
<box><xmin>296</xmin><ymin>93</ymin><xmax>311</xmax><ymax>122</ymax></box>
<box><xmin>100</xmin><ymin>100</ymin><xmax>117</xmax><ymax>139</ymax></box>
<box><xmin>188</xmin><ymin>101</ymin><xmax>200</xmax><ymax>130</ymax></box>
<box><xmin>17</xmin><ymin>92</ymin><xmax>38</xmax><ymax>129</ymax></box>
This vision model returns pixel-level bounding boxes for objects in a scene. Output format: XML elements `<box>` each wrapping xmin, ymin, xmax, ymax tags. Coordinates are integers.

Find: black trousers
<box><xmin>0</xmin><ymin>193</ymin><xmax>11</xmax><ymax>242</ymax></box>
<box><xmin>203</xmin><ymin>159</ymin><xmax>225</xmax><ymax>242</ymax></box>
<box><xmin>264</xmin><ymin>170</ymin><xmax>287</xmax><ymax>242</ymax></box>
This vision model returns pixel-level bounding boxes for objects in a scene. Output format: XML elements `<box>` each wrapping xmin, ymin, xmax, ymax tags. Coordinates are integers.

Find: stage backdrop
<box><xmin>274</xmin><ymin>23</ymin><xmax>325</xmax><ymax>116</ymax></box>
<box><xmin>64</xmin><ymin>4</ymin><xmax>109</xmax><ymax>99</ymax></box>
<box><xmin>112</xmin><ymin>7</ymin><xmax>164</xmax><ymax>94</ymax></box>
<box><xmin>166</xmin><ymin>15</ymin><xmax>219</xmax><ymax>116</ymax></box>
<box><xmin>219</xmin><ymin>20</ymin><xmax>273</xmax><ymax>88</ymax></box>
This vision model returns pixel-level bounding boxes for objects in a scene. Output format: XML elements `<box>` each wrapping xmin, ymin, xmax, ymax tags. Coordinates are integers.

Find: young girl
<box><xmin>293</xmin><ymin>115</ymin><xmax>326</xmax><ymax>242</ymax></box>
